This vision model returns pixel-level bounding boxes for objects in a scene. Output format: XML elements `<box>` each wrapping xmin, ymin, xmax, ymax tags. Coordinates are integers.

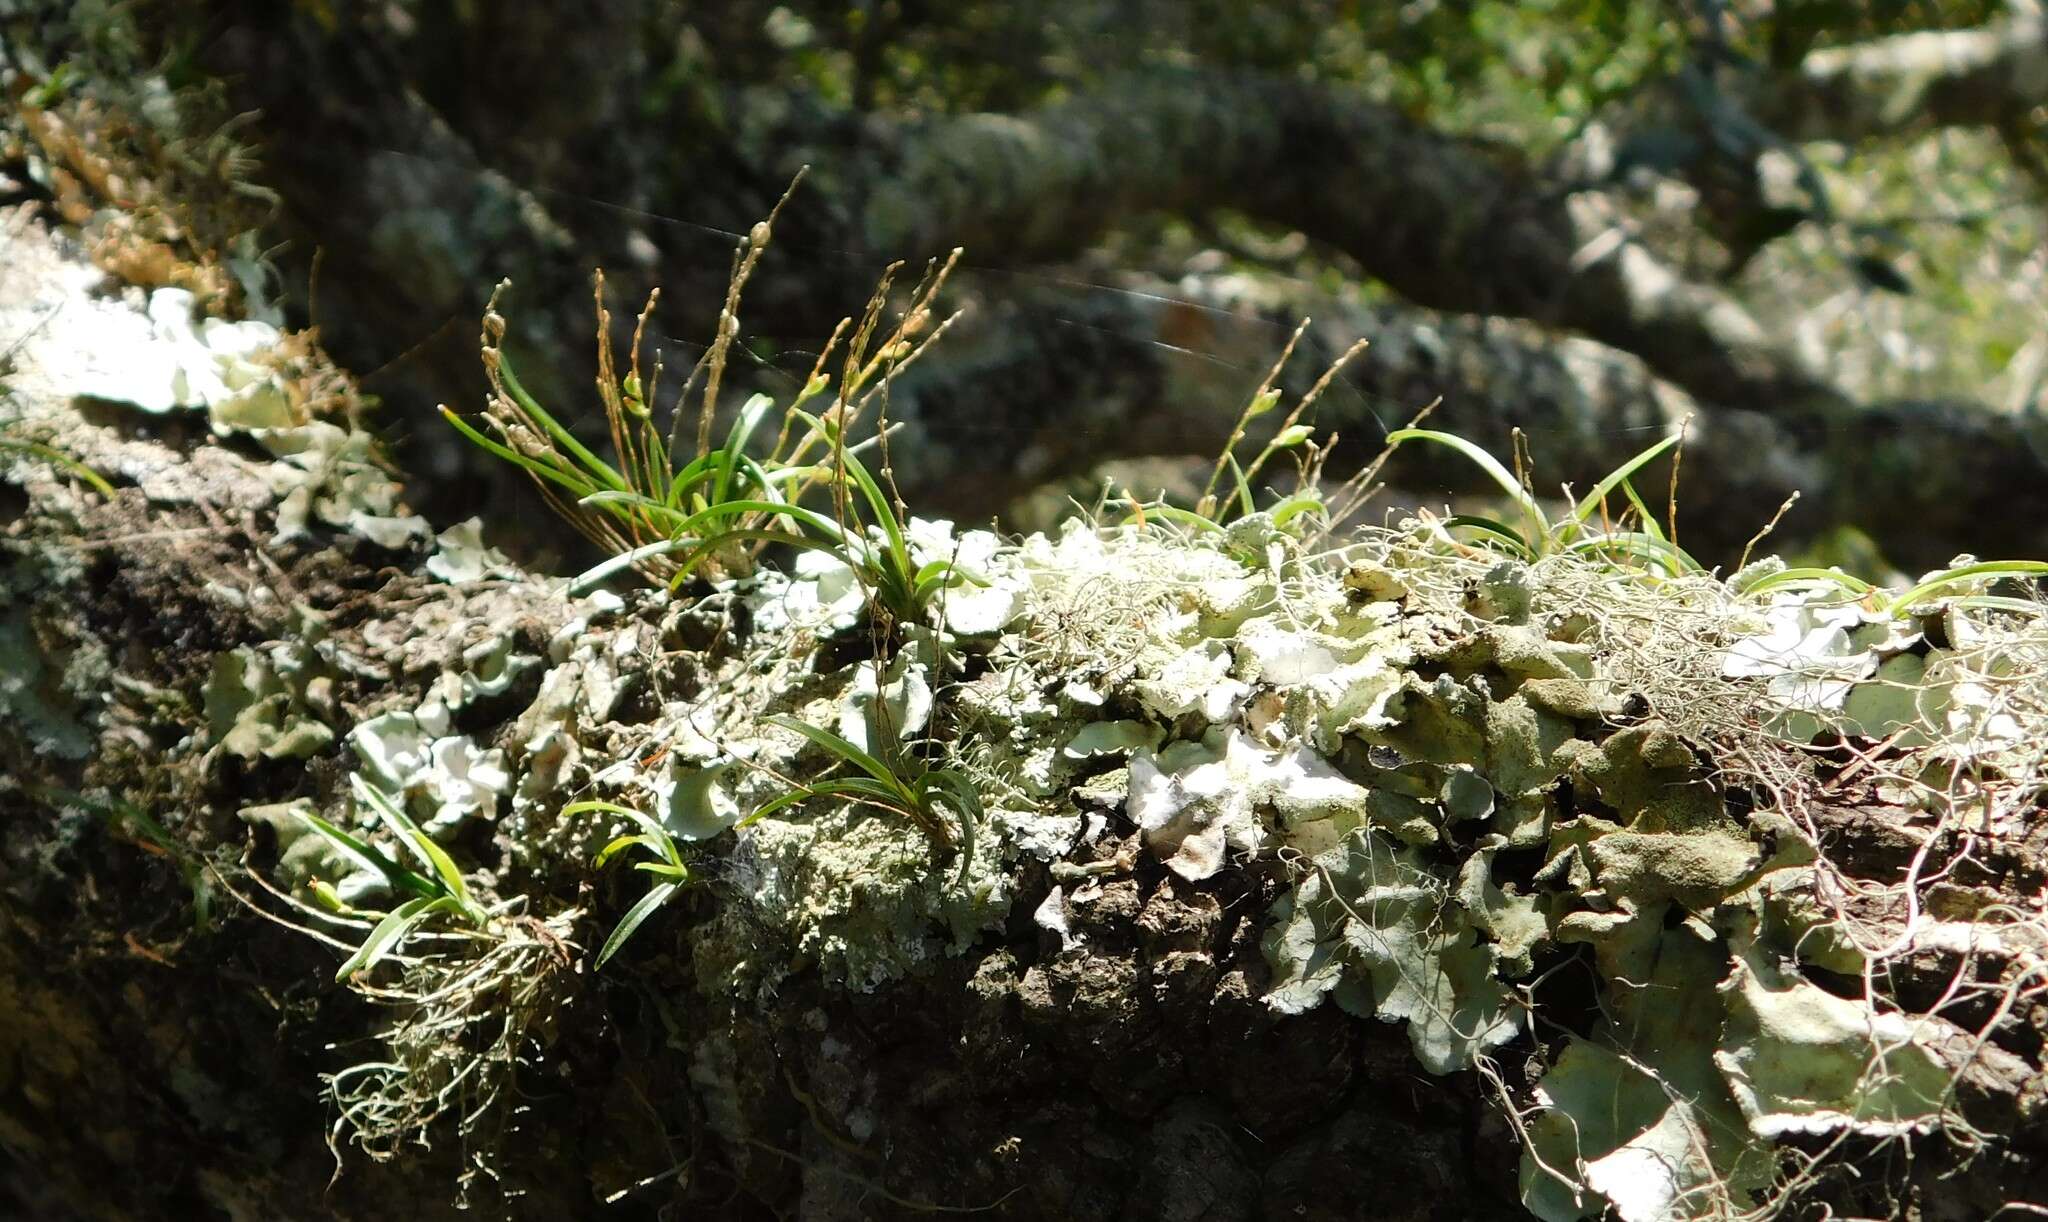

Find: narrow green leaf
<box><xmin>1888</xmin><ymin>561</ymin><xmax>2048</xmax><ymax>618</ymax></box>
<box><xmin>923</xmin><ymin>770</ymin><xmax>985</xmax><ymax>887</ymax></box>
<box><xmin>1440</xmin><ymin>515</ymin><xmax>1537</xmax><ymax>560</ymax></box>
<box><xmin>675</xmin><ymin>497</ymin><xmax>851</xmax><ymax>548</ymax></box>
<box><xmin>1268</xmin><ymin>494</ymin><xmax>1325</xmax><ymax>528</ymax></box>
<box><xmin>840</xmin><ymin>447</ymin><xmax>915</xmax><ymax>574</ymax></box>
<box><xmin>570</xmin><ymin>799</ymin><xmax>683</xmax><ymax>868</ymax></box>
<box><xmin>735</xmin><ymin>787</ymin><xmax>815</xmax><ymax>828</ymax></box>
<box><xmin>353</xmin><ymin>777</ymin><xmax>472</xmax><ymax>910</ymax></box>
<box><xmin>1617</xmin><ymin>478</ymin><xmax>1666</xmax><ymax>545</ymax></box>
<box><xmin>1565</xmin><ymin>531</ymin><xmax>1702</xmax><ymax>574</ymax></box>
<box><xmin>596</xmin><ymin>880</ymin><xmax>682</xmax><ymax>968</ymax></box>
<box><xmin>290</xmin><ymin>806</ymin><xmax>436</xmax><ymax>900</ymax></box>
<box><xmin>496</xmin><ymin>351</ymin><xmax>630</xmax><ymax>492</ymax></box>
<box><xmin>1226</xmin><ymin>452</ymin><xmax>1256</xmax><ymax>520</ymax></box>
<box><xmin>1387</xmin><ymin>429</ymin><xmax>1548</xmax><ymax>544</ymax></box>
<box><xmin>594</xmin><ymin>833</ymin><xmax>659</xmax><ymax>869</ymax></box>
<box><xmin>765</xmin><ymin>715</ymin><xmax>904</xmax><ymax>791</ymax></box>
<box><xmin>814</xmin><ymin>776</ymin><xmax>919</xmax><ymax>811</ymax></box>
<box><xmin>568</xmin><ymin>536</ymin><xmax>693</xmax><ymax>595</ymax></box>
<box><xmin>667</xmin><ymin>529</ymin><xmax>859</xmax><ymax>594</ymax></box>
<box><xmin>337</xmin><ymin>895</ymin><xmax>440</xmax><ymax>981</ymax></box>
<box><xmin>579</xmin><ymin>487</ymin><xmax>687</xmax><ymax>519</ymax></box>
<box><xmin>441</xmin><ymin>407</ymin><xmax>602</xmax><ymax>502</ymax></box>
<box><xmin>710</xmin><ymin>394</ymin><xmax>778</xmax><ymax>506</ymax></box>
<box><xmin>0</xmin><ymin>438</ymin><xmax>115</xmax><ymax>497</ymax></box>
<box><xmin>1125</xmin><ymin>505</ymin><xmax>1226</xmax><ymax>533</ymax></box>
<box><xmin>1567</xmin><ymin>435</ymin><xmax>1680</xmax><ymax>531</ymax></box>
<box><xmin>737</xmin><ymin>453</ymin><xmax>783</xmax><ymax>491</ymax></box>
<box><xmin>1941</xmin><ymin>595</ymin><xmax>2047</xmax><ymax>617</ymax></box>
<box><xmin>1737</xmin><ymin>567</ymin><xmax>1874</xmax><ymax>599</ymax></box>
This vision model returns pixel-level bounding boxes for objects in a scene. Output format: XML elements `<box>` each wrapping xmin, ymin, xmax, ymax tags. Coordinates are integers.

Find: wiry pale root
<box><xmin>323</xmin><ymin>913</ymin><xmax>581</xmax><ymax>1198</ymax></box>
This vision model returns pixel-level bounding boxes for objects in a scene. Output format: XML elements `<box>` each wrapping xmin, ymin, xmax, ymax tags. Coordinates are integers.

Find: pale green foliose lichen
<box><xmin>281</xmin><ymin>498</ymin><xmax>2014</xmax><ymax>1219</ymax></box>
<box><xmin>426</xmin><ymin>517</ymin><xmax>513</xmax><ymax>583</ymax></box>
<box><xmin>974</xmin><ymin>519</ymin><xmax>2004</xmax><ymax>1222</ymax></box>
<box><xmin>202</xmin><ymin>625</ymin><xmax>339</xmax><ymax>762</ymax></box>
<box><xmin>72</xmin><ymin>287</ymin><xmax>294</xmax><ymax>432</ymax></box>
<box><xmin>342</xmin><ymin>634</ymin><xmax>534</xmax><ymax>838</ymax></box>
<box><xmin>238</xmin><ymin>798</ymin><xmax>390</xmax><ymax>906</ymax></box>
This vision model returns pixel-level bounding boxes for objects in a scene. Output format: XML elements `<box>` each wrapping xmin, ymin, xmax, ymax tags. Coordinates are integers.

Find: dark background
<box><xmin>12</xmin><ymin>0</ymin><xmax>2048</xmax><ymax>572</ymax></box>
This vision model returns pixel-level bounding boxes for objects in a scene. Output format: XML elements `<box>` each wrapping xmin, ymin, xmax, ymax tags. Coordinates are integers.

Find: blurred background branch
<box><xmin>8</xmin><ymin>0</ymin><xmax>2047</xmax><ymax>570</ymax></box>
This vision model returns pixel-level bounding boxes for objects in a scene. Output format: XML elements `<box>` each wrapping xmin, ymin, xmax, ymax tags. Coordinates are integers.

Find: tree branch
<box><xmin>879</xmin><ymin>273</ymin><xmax>2048</xmax><ymax>567</ymax></box>
<box><xmin>1755</xmin><ymin>13</ymin><xmax>2048</xmax><ymax>143</ymax></box>
<box><xmin>188</xmin><ymin>23</ymin><xmax>2048</xmax><ymax>567</ymax></box>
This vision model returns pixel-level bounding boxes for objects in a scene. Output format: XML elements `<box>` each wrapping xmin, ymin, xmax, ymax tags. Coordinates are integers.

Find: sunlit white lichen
<box><xmin>74</xmin><ymin>287</ymin><xmax>295</xmax><ymax>432</ymax></box>
<box><xmin>344</xmin><ymin>633</ymin><xmax>531</xmax><ymax>838</ymax></box>
<box><xmin>426</xmin><ymin>517</ymin><xmax>513</xmax><ymax>583</ymax></box>
<box><xmin>905</xmin><ymin>517</ymin><xmax>1022</xmax><ymax>635</ymax></box>
<box><xmin>348</xmin><ymin>709</ymin><xmax>509</xmax><ymax>837</ymax></box>
<box><xmin>1129</xmin><ymin>728</ymin><xmax>1366</xmax><ymax>881</ymax></box>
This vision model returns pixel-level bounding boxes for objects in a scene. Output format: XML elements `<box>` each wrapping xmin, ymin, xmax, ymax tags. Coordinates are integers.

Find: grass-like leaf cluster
<box><xmin>567</xmin><ymin>707</ymin><xmax>987</xmax><ymax>968</ymax></box>
<box><xmin>563</xmin><ymin>799</ymin><xmax>694</xmax><ymax>968</ymax></box>
<box><xmin>1386</xmin><ymin>427</ymin><xmax>1695</xmax><ymax>573</ymax></box>
<box><xmin>753</xmin><ymin>713</ymin><xmax>984</xmax><ymax>884</ymax></box>
<box><xmin>439</xmin><ymin>173</ymin><xmax>979</xmax><ymax>631</ymax></box>
<box><xmin>294</xmin><ymin>776</ymin><xmax>490</xmax><ymax>981</ymax></box>
<box><xmin>1737</xmin><ymin>557</ymin><xmax>2048</xmax><ymax>618</ymax></box>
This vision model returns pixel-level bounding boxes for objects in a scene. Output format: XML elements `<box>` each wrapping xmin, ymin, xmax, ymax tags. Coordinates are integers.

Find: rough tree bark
<box><xmin>0</xmin><ymin>208</ymin><xmax>1534</xmax><ymax>1220</ymax></box>
<box><xmin>5</xmin><ymin>178</ymin><xmax>2047</xmax><ymax>1222</ymax></box>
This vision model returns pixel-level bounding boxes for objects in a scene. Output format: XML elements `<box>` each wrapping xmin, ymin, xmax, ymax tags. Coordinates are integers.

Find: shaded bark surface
<box><xmin>3</xmin><ymin>211</ymin><xmax>2046</xmax><ymax>1222</ymax></box>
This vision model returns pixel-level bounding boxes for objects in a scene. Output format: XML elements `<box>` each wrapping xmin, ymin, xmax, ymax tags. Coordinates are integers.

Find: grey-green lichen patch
<box><xmin>488</xmin><ymin>512</ymin><xmax>2032</xmax><ymax>1219</ymax></box>
<box><xmin>1063</xmin><ymin>720</ymin><xmax>1163</xmax><ymax>761</ymax></box>
<box><xmin>1719</xmin><ymin>567</ymin><xmax>2048</xmax><ymax>781</ymax></box>
<box><xmin>202</xmin><ymin>637</ymin><xmax>336</xmax><ymax>762</ymax></box>
<box><xmin>0</xmin><ymin>602</ymin><xmax>96</xmax><ymax>760</ymax></box>
<box><xmin>835</xmin><ymin>648</ymin><xmax>934</xmax><ymax>753</ymax></box>
<box><xmin>425</xmin><ymin>517</ymin><xmax>513</xmax><ymax>584</ymax></box>
<box><xmin>737</xmin><ymin>793</ymin><xmax>1013</xmax><ymax>993</ymax></box>
<box><xmin>259</xmin><ymin>421</ymin><xmax>428</xmax><ymax>549</ymax></box>
<box><xmin>1134</xmin><ymin>640</ymin><xmax>1248</xmax><ymax>723</ymax></box>
<box><xmin>1263</xmin><ymin>829</ymin><xmax>1521</xmax><ymax>1073</ymax></box>
<box><xmin>1715</xmin><ymin>931</ymin><xmax>1955</xmax><ymax>1140</ymax></box>
<box><xmin>977</xmin><ymin>517</ymin><xmax>2026</xmax><ymax>1221</ymax></box>
<box><xmin>0</xmin><ymin>539</ymin><xmax>114</xmax><ymax>763</ymax></box>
